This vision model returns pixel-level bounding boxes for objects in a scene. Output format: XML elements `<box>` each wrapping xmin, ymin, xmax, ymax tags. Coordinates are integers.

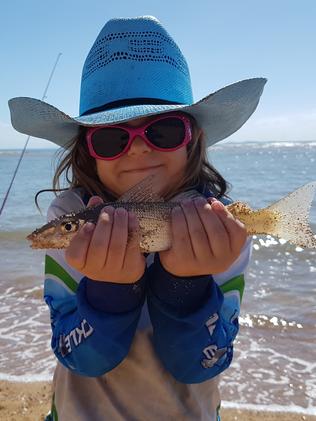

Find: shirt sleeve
<box><xmin>147</xmin><ymin>237</ymin><xmax>252</xmax><ymax>384</ymax></box>
<box><xmin>43</xmin><ymin>191</ymin><xmax>146</xmax><ymax>377</ymax></box>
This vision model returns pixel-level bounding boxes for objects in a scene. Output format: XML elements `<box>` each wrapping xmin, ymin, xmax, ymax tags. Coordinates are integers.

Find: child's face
<box><xmin>95</xmin><ymin>115</ymin><xmax>188</xmax><ymax>197</ymax></box>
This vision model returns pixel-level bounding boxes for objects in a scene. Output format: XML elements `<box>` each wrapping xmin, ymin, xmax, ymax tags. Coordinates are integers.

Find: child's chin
<box><xmin>124</xmin><ymin>173</ymin><xmax>166</xmax><ymax>197</ymax></box>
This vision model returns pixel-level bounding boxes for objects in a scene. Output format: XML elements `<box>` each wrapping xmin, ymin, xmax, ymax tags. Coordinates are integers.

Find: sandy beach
<box><xmin>0</xmin><ymin>381</ymin><xmax>314</xmax><ymax>421</ymax></box>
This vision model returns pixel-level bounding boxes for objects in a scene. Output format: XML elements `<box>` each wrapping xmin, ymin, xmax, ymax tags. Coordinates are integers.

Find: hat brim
<box><xmin>8</xmin><ymin>78</ymin><xmax>266</xmax><ymax>148</ymax></box>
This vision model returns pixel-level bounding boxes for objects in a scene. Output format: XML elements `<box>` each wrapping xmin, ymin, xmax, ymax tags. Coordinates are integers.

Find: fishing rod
<box><xmin>0</xmin><ymin>52</ymin><xmax>62</xmax><ymax>217</ymax></box>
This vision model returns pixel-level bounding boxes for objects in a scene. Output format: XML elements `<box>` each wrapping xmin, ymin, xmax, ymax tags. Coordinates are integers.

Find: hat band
<box><xmin>81</xmin><ymin>97</ymin><xmax>184</xmax><ymax>116</ymax></box>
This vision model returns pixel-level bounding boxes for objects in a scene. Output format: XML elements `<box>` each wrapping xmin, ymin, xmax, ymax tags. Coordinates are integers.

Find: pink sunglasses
<box><xmin>86</xmin><ymin>112</ymin><xmax>192</xmax><ymax>160</ymax></box>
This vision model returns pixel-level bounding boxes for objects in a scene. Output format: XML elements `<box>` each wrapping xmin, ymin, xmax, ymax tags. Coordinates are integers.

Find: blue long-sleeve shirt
<box><xmin>44</xmin><ymin>186</ymin><xmax>250</xmax><ymax>383</ymax></box>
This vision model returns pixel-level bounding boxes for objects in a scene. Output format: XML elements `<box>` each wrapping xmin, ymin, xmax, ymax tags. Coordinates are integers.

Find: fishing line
<box><xmin>0</xmin><ymin>52</ymin><xmax>62</xmax><ymax>217</ymax></box>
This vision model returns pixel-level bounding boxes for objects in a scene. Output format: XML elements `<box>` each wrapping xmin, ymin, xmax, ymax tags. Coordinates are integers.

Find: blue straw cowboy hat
<box><xmin>8</xmin><ymin>16</ymin><xmax>266</xmax><ymax>148</ymax></box>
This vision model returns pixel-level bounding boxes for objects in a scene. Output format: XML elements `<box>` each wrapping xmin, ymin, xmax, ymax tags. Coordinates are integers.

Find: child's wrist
<box><xmin>83</xmin><ymin>272</ymin><xmax>147</xmax><ymax>314</ymax></box>
<box><xmin>81</xmin><ymin>263</ymin><xmax>146</xmax><ymax>284</ymax></box>
<box><xmin>149</xmin><ymin>254</ymin><xmax>213</xmax><ymax>315</ymax></box>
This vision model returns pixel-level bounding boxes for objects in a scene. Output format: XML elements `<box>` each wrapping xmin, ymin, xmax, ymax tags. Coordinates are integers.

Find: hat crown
<box><xmin>80</xmin><ymin>16</ymin><xmax>193</xmax><ymax>116</ymax></box>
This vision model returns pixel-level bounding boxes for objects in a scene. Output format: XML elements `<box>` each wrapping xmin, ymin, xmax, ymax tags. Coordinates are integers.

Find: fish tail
<box><xmin>266</xmin><ymin>182</ymin><xmax>316</xmax><ymax>248</ymax></box>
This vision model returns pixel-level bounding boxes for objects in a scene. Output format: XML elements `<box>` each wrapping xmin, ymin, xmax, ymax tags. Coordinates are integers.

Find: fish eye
<box><xmin>61</xmin><ymin>221</ymin><xmax>79</xmax><ymax>233</ymax></box>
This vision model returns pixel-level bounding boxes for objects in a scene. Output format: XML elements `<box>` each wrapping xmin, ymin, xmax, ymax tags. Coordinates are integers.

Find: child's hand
<box><xmin>159</xmin><ymin>197</ymin><xmax>247</xmax><ymax>277</ymax></box>
<box><xmin>65</xmin><ymin>197</ymin><xmax>146</xmax><ymax>283</ymax></box>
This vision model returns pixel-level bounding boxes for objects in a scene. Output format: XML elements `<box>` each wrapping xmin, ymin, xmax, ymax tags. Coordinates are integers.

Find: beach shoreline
<box><xmin>0</xmin><ymin>380</ymin><xmax>314</xmax><ymax>421</ymax></box>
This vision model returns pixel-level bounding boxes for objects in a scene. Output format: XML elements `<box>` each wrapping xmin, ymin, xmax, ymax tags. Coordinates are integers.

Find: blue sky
<box><xmin>1</xmin><ymin>0</ymin><xmax>316</xmax><ymax>148</ymax></box>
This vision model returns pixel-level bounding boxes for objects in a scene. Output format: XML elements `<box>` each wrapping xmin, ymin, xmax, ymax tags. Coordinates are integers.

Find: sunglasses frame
<box><xmin>86</xmin><ymin>112</ymin><xmax>192</xmax><ymax>160</ymax></box>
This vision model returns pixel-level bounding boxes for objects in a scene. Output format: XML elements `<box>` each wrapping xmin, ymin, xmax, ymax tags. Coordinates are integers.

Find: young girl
<box><xmin>9</xmin><ymin>15</ymin><xmax>266</xmax><ymax>421</ymax></box>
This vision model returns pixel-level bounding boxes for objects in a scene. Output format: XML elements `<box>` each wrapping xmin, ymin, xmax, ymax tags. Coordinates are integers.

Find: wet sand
<box><xmin>0</xmin><ymin>381</ymin><xmax>315</xmax><ymax>421</ymax></box>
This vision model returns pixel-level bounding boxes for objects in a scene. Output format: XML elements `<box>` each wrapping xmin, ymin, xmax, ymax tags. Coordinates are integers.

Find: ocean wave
<box><xmin>220</xmin><ymin>333</ymin><xmax>316</xmax><ymax>411</ymax></box>
<box><xmin>251</xmin><ymin>234</ymin><xmax>316</xmax><ymax>255</ymax></box>
<box><xmin>0</xmin><ymin>150</ymin><xmax>23</xmax><ymax>156</ymax></box>
<box><xmin>221</xmin><ymin>401</ymin><xmax>316</xmax><ymax>416</ymax></box>
<box><xmin>0</xmin><ymin>230</ymin><xmax>30</xmax><ymax>242</ymax></box>
<box><xmin>210</xmin><ymin>141</ymin><xmax>316</xmax><ymax>151</ymax></box>
<box><xmin>0</xmin><ymin>149</ymin><xmax>57</xmax><ymax>157</ymax></box>
<box><xmin>239</xmin><ymin>313</ymin><xmax>304</xmax><ymax>330</ymax></box>
<box><xmin>0</xmin><ymin>371</ymin><xmax>53</xmax><ymax>382</ymax></box>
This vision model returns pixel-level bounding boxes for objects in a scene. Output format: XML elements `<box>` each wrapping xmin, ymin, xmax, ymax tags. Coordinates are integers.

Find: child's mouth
<box><xmin>125</xmin><ymin>165</ymin><xmax>162</xmax><ymax>173</ymax></box>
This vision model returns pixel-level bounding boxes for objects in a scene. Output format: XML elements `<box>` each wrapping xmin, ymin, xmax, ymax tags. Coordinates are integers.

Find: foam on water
<box><xmin>219</xmin><ymin>318</ymin><xmax>316</xmax><ymax>409</ymax></box>
<box><xmin>221</xmin><ymin>401</ymin><xmax>316</xmax><ymax>416</ymax></box>
<box><xmin>212</xmin><ymin>140</ymin><xmax>316</xmax><ymax>150</ymax></box>
<box><xmin>0</xmin><ymin>286</ymin><xmax>56</xmax><ymax>380</ymax></box>
<box><xmin>0</xmin><ymin>371</ymin><xmax>54</xmax><ymax>382</ymax></box>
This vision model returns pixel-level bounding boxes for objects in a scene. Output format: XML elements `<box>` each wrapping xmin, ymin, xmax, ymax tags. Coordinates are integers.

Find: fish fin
<box><xmin>266</xmin><ymin>182</ymin><xmax>316</xmax><ymax>248</ymax></box>
<box><xmin>118</xmin><ymin>175</ymin><xmax>163</xmax><ymax>203</ymax></box>
<box><xmin>169</xmin><ymin>189</ymin><xmax>203</xmax><ymax>202</ymax></box>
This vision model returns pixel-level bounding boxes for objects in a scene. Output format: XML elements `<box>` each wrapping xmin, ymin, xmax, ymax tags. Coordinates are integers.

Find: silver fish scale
<box><xmin>121</xmin><ymin>201</ymin><xmax>176</xmax><ymax>219</ymax></box>
<box><xmin>126</xmin><ymin>202</ymin><xmax>177</xmax><ymax>252</ymax></box>
<box><xmin>78</xmin><ymin>201</ymin><xmax>180</xmax><ymax>253</ymax></box>
<box><xmin>75</xmin><ymin>200</ymin><xmax>178</xmax><ymax>222</ymax></box>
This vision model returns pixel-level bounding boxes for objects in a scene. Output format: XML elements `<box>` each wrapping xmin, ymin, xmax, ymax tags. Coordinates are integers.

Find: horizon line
<box><xmin>1</xmin><ymin>139</ymin><xmax>316</xmax><ymax>151</ymax></box>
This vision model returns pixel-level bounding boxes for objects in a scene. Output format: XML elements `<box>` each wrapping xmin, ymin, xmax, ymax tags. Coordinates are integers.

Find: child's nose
<box><xmin>127</xmin><ymin>135</ymin><xmax>152</xmax><ymax>155</ymax></box>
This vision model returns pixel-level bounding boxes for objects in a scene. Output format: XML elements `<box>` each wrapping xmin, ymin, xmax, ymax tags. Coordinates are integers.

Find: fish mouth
<box><xmin>26</xmin><ymin>227</ymin><xmax>70</xmax><ymax>249</ymax></box>
<box><xmin>26</xmin><ymin>232</ymin><xmax>53</xmax><ymax>249</ymax></box>
<box><xmin>26</xmin><ymin>233</ymin><xmax>36</xmax><ymax>242</ymax></box>
<box><xmin>27</xmin><ymin>232</ymin><xmax>72</xmax><ymax>249</ymax></box>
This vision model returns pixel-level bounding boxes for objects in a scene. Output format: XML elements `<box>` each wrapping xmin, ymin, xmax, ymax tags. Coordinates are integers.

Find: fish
<box><xmin>27</xmin><ymin>176</ymin><xmax>316</xmax><ymax>252</ymax></box>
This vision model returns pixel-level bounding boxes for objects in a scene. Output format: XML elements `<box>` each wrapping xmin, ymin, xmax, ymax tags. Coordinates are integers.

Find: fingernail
<box><xmin>194</xmin><ymin>196</ymin><xmax>207</xmax><ymax>205</ymax></box>
<box><xmin>181</xmin><ymin>198</ymin><xmax>192</xmax><ymax>207</ymax></box>
<box><xmin>212</xmin><ymin>200</ymin><xmax>225</xmax><ymax>210</ymax></box>
<box><xmin>103</xmin><ymin>206</ymin><xmax>114</xmax><ymax>212</ymax></box>
<box><xmin>129</xmin><ymin>211</ymin><xmax>137</xmax><ymax>221</ymax></box>
<box><xmin>100</xmin><ymin>210</ymin><xmax>111</xmax><ymax>223</ymax></box>
<box><xmin>129</xmin><ymin>212</ymin><xmax>138</xmax><ymax>227</ymax></box>
<box><xmin>116</xmin><ymin>207</ymin><xmax>127</xmax><ymax>217</ymax></box>
<box><xmin>88</xmin><ymin>196</ymin><xmax>103</xmax><ymax>207</ymax></box>
<box><xmin>91</xmin><ymin>195</ymin><xmax>102</xmax><ymax>202</ymax></box>
<box><xmin>84</xmin><ymin>222</ymin><xmax>95</xmax><ymax>233</ymax></box>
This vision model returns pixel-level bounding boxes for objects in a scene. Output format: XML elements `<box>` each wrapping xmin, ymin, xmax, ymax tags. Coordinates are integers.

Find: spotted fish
<box><xmin>27</xmin><ymin>176</ymin><xmax>316</xmax><ymax>252</ymax></box>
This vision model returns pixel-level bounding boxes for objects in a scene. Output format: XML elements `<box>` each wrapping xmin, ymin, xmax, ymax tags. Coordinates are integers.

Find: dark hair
<box><xmin>35</xmin><ymin>114</ymin><xmax>230</xmax><ymax>208</ymax></box>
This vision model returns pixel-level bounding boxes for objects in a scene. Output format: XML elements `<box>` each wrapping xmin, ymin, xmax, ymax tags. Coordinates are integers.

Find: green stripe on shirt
<box><xmin>219</xmin><ymin>274</ymin><xmax>245</xmax><ymax>302</ymax></box>
<box><xmin>45</xmin><ymin>254</ymin><xmax>78</xmax><ymax>293</ymax></box>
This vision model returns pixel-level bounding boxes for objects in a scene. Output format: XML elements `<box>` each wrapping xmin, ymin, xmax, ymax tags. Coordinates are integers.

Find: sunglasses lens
<box><xmin>146</xmin><ymin>117</ymin><xmax>186</xmax><ymax>148</ymax></box>
<box><xmin>91</xmin><ymin>128</ymin><xmax>129</xmax><ymax>158</ymax></box>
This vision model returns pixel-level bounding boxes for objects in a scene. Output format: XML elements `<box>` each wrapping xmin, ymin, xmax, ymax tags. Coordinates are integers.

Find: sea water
<box><xmin>0</xmin><ymin>142</ymin><xmax>315</xmax><ymax>414</ymax></box>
